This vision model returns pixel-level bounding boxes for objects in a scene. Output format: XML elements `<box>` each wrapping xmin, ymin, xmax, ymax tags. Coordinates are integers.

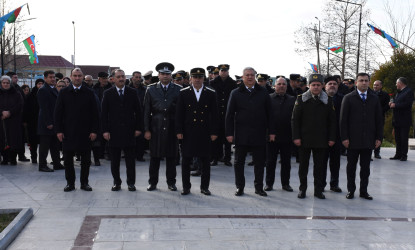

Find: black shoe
<box><xmin>359</xmin><ymin>192</ymin><xmax>373</xmax><ymax>200</ymax></box>
<box><xmin>264</xmin><ymin>185</ymin><xmax>273</xmax><ymax>191</ymax></box>
<box><xmin>0</xmin><ymin>161</ymin><xmax>7</xmax><ymax>165</ymax></box>
<box><xmin>330</xmin><ymin>186</ymin><xmax>342</xmax><ymax>193</ymax></box>
<box><xmin>128</xmin><ymin>185</ymin><xmax>136</xmax><ymax>191</ymax></box>
<box><xmin>111</xmin><ymin>184</ymin><xmax>121</xmax><ymax>191</ymax></box>
<box><xmin>235</xmin><ymin>188</ymin><xmax>244</xmax><ymax>196</ymax></box>
<box><xmin>224</xmin><ymin>161</ymin><xmax>232</xmax><ymax>167</ymax></box>
<box><xmin>10</xmin><ymin>161</ymin><xmax>17</xmax><ymax>165</ymax></box>
<box><xmin>94</xmin><ymin>160</ymin><xmax>101</xmax><ymax>166</ymax></box>
<box><xmin>210</xmin><ymin>160</ymin><xmax>218</xmax><ymax>166</ymax></box>
<box><xmin>314</xmin><ymin>192</ymin><xmax>325</xmax><ymax>199</ymax></box>
<box><xmin>18</xmin><ymin>156</ymin><xmax>30</xmax><ymax>162</ymax></box>
<box><xmin>247</xmin><ymin>161</ymin><xmax>254</xmax><ymax>166</ymax></box>
<box><xmin>136</xmin><ymin>157</ymin><xmax>145</xmax><ymax>162</ymax></box>
<box><xmin>346</xmin><ymin>192</ymin><xmax>354</xmax><ymax>199</ymax></box>
<box><xmin>191</xmin><ymin>170</ymin><xmax>201</xmax><ymax>176</ymax></box>
<box><xmin>80</xmin><ymin>184</ymin><xmax>93</xmax><ymax>191</ymax></box>
<box><xmin>400</xmin><ymin>156</ymin><xmax>407</xmax><ymax>161</ymax></box>
<box><xmin>297</xmin><ymin>190</ymin><xmax>306</xmax><ymax>199</ymax></box>
<box><xmin>390</xmin><ymin>155</ymin><xmax>401</xmax><ymax>160</ymax></box>
<box><xmin>255</xmin><ymin>189</ymin><xmax>267</xmax><ymax>197</ymax></box>
<box><xmin>54</xmin><ymin>164</ymin><xmax>65</xmax><ymax>170</ymax></box>
<box><xmin>370</xmin><ymin>158</ymin><xmax>373</xmax><ymax>161</ymax></box>
<box><xmin>374</xmin><ymin>154</ymin><xmax>381</xmax><ymax>159</ymax></box>
<box><xmin>64</xmin><ymin>184</ymin><xmax>75</xmax><ymax>192</ymax></box>
<box><xmin>282</xmin><ymin>185</ymin><xmax>293</xmax><ymax>192</ymax></box>
<box><xmin>181</xmin><ymin>189</ymin><xmax>190</xmax><ymax>195</ymax></box>
<box><xmin>31</xmin><ymin>159</ymin><xmax>37</xmax><ymax>164</ymax></box>
<box><xmin>201</xmin><ymin>189</ymin><xmax>211</xmax><ymax>195</ymax></box>
<box><xmin>147</xmin><ymin>184</ymin><xmax>156</xmax><ymax>191</ymax></box>
<box><xmin>39</xmin><ymin>166</ymin><xmax>54</xmax><ymax>172</ymax></box>
<box><xmin>168</xmin><ymin>184</ymin><xmax>177</xmax><ymax>191</ymax></box>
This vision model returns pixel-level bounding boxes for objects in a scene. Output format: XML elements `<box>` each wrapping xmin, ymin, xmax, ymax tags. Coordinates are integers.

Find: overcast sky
<box><xmin>10</xmin><ymin>0</ymin><xmax>409</xmax><ymax>77</ymax></box>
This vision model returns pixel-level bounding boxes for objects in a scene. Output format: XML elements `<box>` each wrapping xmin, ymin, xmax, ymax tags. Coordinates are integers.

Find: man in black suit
<box><xmin>373</xmin><ymin>80</ymin><xmax>390</xmax><ymax>159</ymax></box>
<box><xmin>144</xmin><ymin>62</ymin><xmax>182</xmax><ymax>192</ymax></box>
<box><xmin>101</xmin><ymin>69</ymin><xmax>142</xmax><ymax>191</ymax></box>
<box><xmin>210</xmin><ymin>64</ymin><xmax>237</xmax><ymax>166</ymax></box>
<box><xmin>340</xmin><ymin>73</ymin><xmax>383</xmax><ymax>200</ymax></box>
<box><xmin>175</xmin><ymin>68</ymin><xmax>219</xmax><ymax>195</ymax></box>
<box><xmin>389</xmin><ymin>77</ymin><xmax>414</xmax><ymax>161</ymax></box>
<box><xmin>37</xmin><ymin>70</ymin><xmax>65</xmax><ymax>172</ymax></box>
<box><xmin>225</xmin><ymin>67</ymin><xmax>275</xmax><ymax>197</ymax></box>
<box><xmin>265</xmin><ymin>76</ymin><xmax>295</xmax><ymax>192</ymax></box>
<box><xmin>54</xmin><ymin>68</ymin><xmax>99</xmax><ymax>192</ymax></box>
<box><xmin>292</xmin><ymin>74</ymin><xmax>336</xmax><ymax>199</ymax></box>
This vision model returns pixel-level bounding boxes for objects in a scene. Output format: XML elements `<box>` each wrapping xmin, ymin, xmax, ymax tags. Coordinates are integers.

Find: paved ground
<box><xmin>1</xmin><ymin>147</ymin><xmax>415</xmax><ymax>250</ymax></box>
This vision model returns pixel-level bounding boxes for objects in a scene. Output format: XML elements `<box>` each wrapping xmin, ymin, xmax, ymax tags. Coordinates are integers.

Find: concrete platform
<box><xmin>1</xmin><ymin>147</ymin><xmax>414</xmax><ymax>249</ymax></box>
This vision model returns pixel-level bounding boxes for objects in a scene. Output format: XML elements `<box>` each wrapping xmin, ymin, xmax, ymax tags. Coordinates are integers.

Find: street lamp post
<box><xmin>335</xmin><ymin>0</ymin><xmax>362</xmax><ymax>77</ymax></box>
<box><xmin>315</xmin><ymin>17</ymin><xmax>321</xmax><ymax>73</ymax></box>
<box><xmin>72</xmin><ymin>21</ymin><xmax>75</xmax><ymax>67</ymax></box>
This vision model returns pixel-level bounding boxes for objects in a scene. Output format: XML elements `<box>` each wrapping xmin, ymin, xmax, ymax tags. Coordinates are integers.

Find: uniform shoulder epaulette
<box><xmin>173</xmin><ymin>83</ymin><xmax>182</xmax><ymax>88</ymax></box>
<box><xmin>181</xmin><ymin>86</ymin><xmax>191</xmax><ymax>91</ymax></box>
<box><xmin>297</xmin><ymin>94</ymin><xmax>302</xmax><ymax>97</ymax></box>
<box><xmin>148</xmin><ymin>83</ymin><xmax>157</xmax><ymax>87</ymax></box>
<box><xmin>205</xmin><ymin>86</ymin><xmax>215</xmax><ymax>92</ymax></box>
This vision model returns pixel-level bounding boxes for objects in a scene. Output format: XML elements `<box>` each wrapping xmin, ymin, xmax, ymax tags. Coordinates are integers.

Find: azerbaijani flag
<box><xmin>309</xmin><ymin>63</ymin><xmax>318</xmax><ymax>73</ymax></box>
<box><xmin>328</xmin><ymin>46</ymin><xmax>344</xmax><ymax>53</ymax></box>
<box><xmin>0</xmin><ymin>5</ymin><xmax>25</xmax><ymax>34</ymax></box>
<box><xmin>367</xmin><ymin>23</ymin><xmax>399</xmax><ymax>48</ymax></box>
<box><xmin>23</xmin><ymin>35</ymin><xmax>39</xmax><ymax>64</ymax></box>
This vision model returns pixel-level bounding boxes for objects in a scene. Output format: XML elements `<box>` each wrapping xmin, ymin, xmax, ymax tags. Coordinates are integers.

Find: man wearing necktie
<box><xmin>340</xmin><ymin>73</ymin><xmax>383</xmax><ymax>200</ymax></box>
<box><xmin>54</xmin><ymin>68</ymin><xmax>99</xmax><ymax>192</ymax></box>
<box><xmin>101</xmin><ymin>69</ymin><xmax>142</xmax><ymax>192</ymax></box>
<box><xmin>389</xmin><ymin>77</ymin><xmax>414</xmax><ymax>161</ymax></box>
<box><xmin>144</xmin><ymin>62</ymin><xmax>182</xmax><ymax>192</ymax></box>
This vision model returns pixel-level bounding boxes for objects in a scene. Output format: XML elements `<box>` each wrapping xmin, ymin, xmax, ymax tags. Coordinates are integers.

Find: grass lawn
<box><xmin>0</xmin><ymin>212</ymin><xmax>18</xmax><ymax>232</ymax></box>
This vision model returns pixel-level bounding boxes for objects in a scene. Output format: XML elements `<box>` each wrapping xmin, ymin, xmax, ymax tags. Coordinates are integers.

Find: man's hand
<box><xmin>47</xmin><ymin>124</ymin><xmax>53</xmax><ymax>130</ymax></box>
<box><xmin>90</xmin><ymin>133</ymin><xmax>97</xmax><ymax>141</ymax></box>
<box><xmin>328</xmin><ymin>141</ymin><xmax>335</xmax><ymax>147</ymax></box>
<box><xmin>342</xmin><ymin>139</ymin><xmax>349</xmax><ymax>148</ymax></box>
<box><xmin>144</xmin><ymin>131</ymin><xmax>151</xmax><ymax>140</ymax></box>
<box><xmin>269</xmin><ymin>134</ymin><xmax>276</xmax><ymax>142</ymax></box>
<box><xmin>389</xmin><ymin>102</ymin><xmax>395</xmax><ymax>108</ymax></box>
<box><xmin>211</xmin><ymin>135</ymin><xmax>218</xmax><ymax>141</ymax></box>
<box><xmin>135</xmin><ymin>130</ymin><xmax>142</xmax><ymax>137</ymax></box>
<box><xmin>57</xmin><ymin>133</ymin><xmax>64</xmax><ymax>142</ymax></box>
<box><xmin>103</xmin><ymin>132</ymin><xmax>110</xmax><ymax>141</ymax></box>
<box><xmin>293</xmin><ymin>139</ymin><xmax>301</xmax><ymax>147</ymax></box>
<box><xmin>1</xmin><ymin>111</ymin><xmax>10</xmax><ymax>119</ymax></box>
<box><xmin>226</xmin><ymin>136</ymin><xmax>233</xmax><ymax>143</ymax></box>
<box><xmin>177</xmin><ymin>134</ymin><xmax>183</xmax><ymax>140</ymax></box>
<box><xmin>375</xmin><ymin>140</ymin><xmax>381</xmax><ymax>149</ymax></box>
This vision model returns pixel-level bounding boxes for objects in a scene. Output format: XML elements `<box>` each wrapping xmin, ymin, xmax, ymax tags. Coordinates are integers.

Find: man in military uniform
<box><xmin>286</xmin><ymin>74</ymin><xmax>303</xmax><ymax>97</ymax></box>
<box><xmin>144</xmin><ymin>62</ymin><xmax>182</xmax><ymax>192</ymax></box>
<box><xmin>344</xmin><ymin>79</ymin><xmax>356</xmax><ymax>93</ymax></box>
<box><xmin>175</xmin><ymin>68</ymin><xmax>219</xmax><ymax>195</ymax></box>
<box><xmin>143</xmin><ymin>71</ymin><xmax>153</xmax><ymax>87</ymax></box>
<box><xmin>257</xmin><ymin>74</ymin><xmax>274</xmax><ymax>94</ymax></box>
<box><xmin>372</xmin><ymin>80</ymin><xmax>390</xmax><ymax>159</ymax></box>
<box><xmin>292</xmin><ymin>74</ymin><xmax>336</xmax><ymax>199</ymax></box>
<box><xmin>210</xmin><ymin>64</ymin><xmax>237</xmax><ymax>166</ymax></box>
<box><xmin>172</xmin><ymin>72</ymin><xmax>184</xmax><ymax>86</ymax></box>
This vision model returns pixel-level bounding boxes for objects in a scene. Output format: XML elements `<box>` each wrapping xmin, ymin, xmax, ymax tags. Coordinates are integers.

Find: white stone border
<box><xmin>0</xmin><ymin>208</ymin><xmax>33</xmax><ymax>250</ymax></box>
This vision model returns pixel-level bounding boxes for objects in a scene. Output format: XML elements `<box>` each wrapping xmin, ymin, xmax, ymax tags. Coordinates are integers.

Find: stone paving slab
<box><xmin>1</xmin><ymin>148</ymin><xmax>415</xmax><ymax>249</ymax></box>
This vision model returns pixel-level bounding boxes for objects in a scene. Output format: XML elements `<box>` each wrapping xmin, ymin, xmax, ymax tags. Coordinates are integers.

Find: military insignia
<box><xmin>197</xmin><ymin>70</ymin><xmax>200</xmax><ymax>73</ymax></box>
<box><xmin>313</xmin><ymin>75</ymin><xmax>318</xmax><ymax>79</ymax></box>
<box><xmin>177</xmin><ymin>73</ymin><xmax>181</xmax><ymax>77</ymax></box>
<box><xmin>163</xmin><ymin>67</ymin><xmax>169</xmax><ymax>71</ymax></box>
<box><xmin>258</xmin><ymin>74</ymin><xmax>262</xmax><ymax>78</ymax></box>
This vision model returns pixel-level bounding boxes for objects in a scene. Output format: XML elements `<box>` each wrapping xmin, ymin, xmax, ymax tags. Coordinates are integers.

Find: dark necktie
<box><xmin>248</xmin><ymin>87</ymin><xmax>253</xmax><ymax>92</ymax></box>
<box><xmin>119</xmin><ymin>89</ymin><xmax>124</xmax><ymax>100</ymax></box>
<box><xmin>314</xmin><ymin>95</ymin><xmax>318</xmax><ymax>101</ymax></box>
<box><xmin>360</xmin><ymin>93</ymin><xmax>366</xmax><ymax>101</ymax></box>
<box><xmin>74</xmin><ymin>88</ymin><xmax>79</xmax><ymax>93</ymax></box>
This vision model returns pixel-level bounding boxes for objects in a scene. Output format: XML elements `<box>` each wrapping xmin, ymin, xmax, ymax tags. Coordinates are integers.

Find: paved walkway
<box><xmin>1</xmin><ymin>148</ymin><xmax>415</xmax><ymax>249</ymax></box>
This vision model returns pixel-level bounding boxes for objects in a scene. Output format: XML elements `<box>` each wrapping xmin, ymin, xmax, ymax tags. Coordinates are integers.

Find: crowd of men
<box><xmin>0</xmin><ymin>63</ymin><xmax>412</xmax><ymax>200</ymax></box>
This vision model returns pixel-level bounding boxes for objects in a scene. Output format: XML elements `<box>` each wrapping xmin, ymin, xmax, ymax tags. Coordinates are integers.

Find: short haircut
<box><xmin>55</xmin><ymin>72</ymin><xmax>64</xmax><ymax>79</ymax></box>
<box><xmin>398</xmin><ymin>77</ymin><xmax>407</xmax><ymax>85</ymax></box>
<box><xmin>242</xmin><ymin>67</ymin><xmax>257</xmax><ymax>75</ymax></box>
<box><xmin>114</xmin><ymin>69</ymin><xmax>125</xmax><ymax>75</ymax></box>
<box><xmin>276</xmin><ymin>77</ymin><xmax>287</xmax><ymax>84</ymax></box>
<box><xmin>356</xmin><ymin>72</ymin><xmax>370</xmax><ymax>80</ymax></box>
<box><xmin>1</xmin><ymin>75</ymin><xmax>11</xmax><ymax>82</ymax></box>
<box><xmin>44</xmin><ymin>70</ymin><xmax>55</xmax><ymax>78</ymax></box>
<box><xmin>71</xmin><ymin>67</ymin><xmax>83</xmax><ymax>75</ymax></box>
<box><xmin>6</xmin><ymin>71</ymin><xmax>16</xmax><ymax>77</ymax></box>
<box><xmin>132</xmin><ymin>71</ymin><xmax>141</xmax><ymax>76</ymax></box>
<box><xmin>21</xmin><ymin>84</ymin><xmax>29</xmax><ymax>90</ymax></box>
<box><xmin>35</xmin><ymin>78</ymin><xmax>45</xmax><ymax>84</ymax></box>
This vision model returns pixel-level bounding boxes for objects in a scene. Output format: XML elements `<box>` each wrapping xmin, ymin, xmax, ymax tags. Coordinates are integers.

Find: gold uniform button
<box><xmin>201</xmin><ymin>112</ymin><xmax>203</xmax><ymax>114</ymax></box>
<box><xmin>188</xmin><ymin>105</ymin><xmax>191</xmax><ymax>107</ymax></box>
<box><xmin>194</xmin><ymin>111</ymin><xmax>196</xmax><ymax>114</ymax></box>
<box><xmin>205</xmin><ymin>105</ymin><xmax>208</xmax><ymax>107</ymax></box>
<box><xmin>193</xmin><ymin>119</ymin><xmax>197</xmax><ymax>122</ymax></box>
<box><xmin>201</xmin><ymin>120</ymin><xmax>203</xmax><ymax>122</ymax></box>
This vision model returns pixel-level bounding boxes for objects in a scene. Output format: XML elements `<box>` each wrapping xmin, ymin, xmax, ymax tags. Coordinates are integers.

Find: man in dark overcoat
<box><xmin>372</xmin><ymin>80</ymin><xmax>390</xmax><ymax>159</ymax></box>
<box><xmin>340</xmin><ymin>73</ymin><xmax>383</xmax><ymax>200</ymax></box>
<box><xmin>37</xmin><ymin>70</ymin><xmax>64</xmax><ymax>172</ymax></box>
<box><xmin>210</xmin><ymin>64</ymin><xmax>237</xmax><ymax>166</ymax></box>
<box><xmin>265</xmin><ymin>76</ymin><xmax>295</xmax><ymax>192</ymax></box>
<box><xmin>144</xmin><ymin>62</ymin><xmax>182</xmax><ymax>192</ymax></box>
<box><xmin>225</xmin><ymin>67</ymin><xmax>275</xmax><ymax>197</ymax></box>
<box><xmin>101</xmin><ymin>69</ymin><xmax>142</xmax><ymax>191</ymax></box>
<box><xmin>130</xmin><ymin>71</ymin><xmax>147</xmax><ymax>162</ymax></box>
<box><xmin>54</xmin><ymin>68</ymin><xmax>99</xmax><ymax>192</ymax></box>
<box><xmin>175</xmin><ymin>68</ymin><xmax>219</xmax><ymax>196</ymax></box>
<box><xmin>292</xmin><ymin>74</ymin><xmax>336</xmax><ymax>199</ymax></box>
<box><xmin>389</xmin><ymin>77</ymin><xmax>414</xmax><ymax>161</ymax></box>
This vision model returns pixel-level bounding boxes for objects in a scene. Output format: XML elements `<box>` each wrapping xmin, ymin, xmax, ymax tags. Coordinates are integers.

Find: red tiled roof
<box><xmin>76</xmin><ymin>65</ymin><xmax>111</xmax><ymax>79</ymax></box>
